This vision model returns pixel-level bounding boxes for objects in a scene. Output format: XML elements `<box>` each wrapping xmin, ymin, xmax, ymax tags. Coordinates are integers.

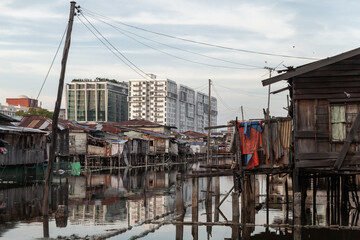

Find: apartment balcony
<box><xmin>154</xmin><ymin>110</ymin><xmax>163</xmax><ymax>113</ymax></box>
<box><xmin>154</xmin><ymin>105</ymin><xmax>163</xmax><ymax>107</ymax></box>
<box><xmin>133</xmin><ymin>89</ymin><xmax>142</xmax><ymax>92</ymax></box>
<box><xmin>155</xmin><ymin>115</ymin><xmax>164</xmax><ymax>118</ymax></box>
<box><xmin>150</xmin><ymin>95</ymin><xmax>165</xmax><ymax>97</ymax></box>
<box><xmin>132</xmin><ymin>94</ymin><xmax>142</xmax><ymax>97</ymax></box>
<box><xmin>133</xmin><ymin>110</ymin><xmax>142</xmax><ymax>113</ymax></box>
<box><xmin>155</xmin><ymin>84</ymin><xmax>164</xmax><ymax>87</ymax></box>
<box><xmin>133</xmin><ymin>104</ymin><xmax>142</xmax><ymax>108</ymax></box>
<box><xmin>133</xmin><ymin>84</ymin><xmax>141</xmax><ymax>87</ymax></box>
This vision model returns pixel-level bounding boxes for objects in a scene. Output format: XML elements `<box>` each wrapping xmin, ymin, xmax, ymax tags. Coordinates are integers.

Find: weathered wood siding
<box><xmin>87</xmin><ymin>145</ymin><xmax>106</xmax><ymax>156</ymax></box>
<box><xmin>56</xmin><ymin>129</ymin><xmax>69</xmax><ymax>157</ymax></box>
<box><xmin>293</xmin><ymin>55</ymin><xmax>360</xmax><ymax>168</ymax></box>
<box><xmin>69</xmin><ymin>132</ymin><xmax>87</xmax><ymax>155</ymax></box>
<box><xmin>0</xmin><ymin>133</ymin><xmax>46</xmax><ymax>165</ymax></box>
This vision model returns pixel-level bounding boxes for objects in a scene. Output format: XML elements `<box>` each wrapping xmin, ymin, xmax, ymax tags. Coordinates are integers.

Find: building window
<box><xmin>330</xmin><ymin>105</ymin><xmax>346</xmax><ymax>141</ymax></box>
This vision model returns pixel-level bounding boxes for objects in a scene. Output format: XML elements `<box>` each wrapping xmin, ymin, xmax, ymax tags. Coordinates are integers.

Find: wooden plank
<box><xmin>294</xmin><ymin>81</ymin><xmax>360</xmax><ymax>89</ymax></box>
<box><xmin>294</xmin><ymin>93</ymin><xmax>360</xmax><ymax>100</ymax></box>
<box><xmin>294</xmin><ymin>87</ymin><xmax>360</xmax><ymax>95</ymax></box>
<box><xmin>297</xmin><ymin>100</ymin><xmax>315</xmax><ymax>131</ymax></box>
<box><xmin>295</xmin><ymin>75</ymin><xmax>360</xmax><ymax>83</ymax></box>
<box><xmin>295</xmin><ymin>131</ymin><xmax>329</xmax><ymax>138</ymax></box>
<box><xmin>334</xmin><ymin>110</ymin><xmax>360</xmax><ymax>169</ymax></box>
<box><xmin>270</xmin><ymin>87</ymin><xmax>289</xmax><ymax>94</ymax></box>
<box><xmin>204</xmin><ymin>124</ymin><xmax>234</xmax><ymax>130</ymax></box>
<box><xmin>296</xmin><ymin>152</ymin><xmax>339</xmax><ymax>160</ymax></box>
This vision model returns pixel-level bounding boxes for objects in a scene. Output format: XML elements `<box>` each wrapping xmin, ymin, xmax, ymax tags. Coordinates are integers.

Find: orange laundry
<box><xmin>237</xmin><ymin>121</ymin><xmax>263</xmax><ymax>169</ymax></box>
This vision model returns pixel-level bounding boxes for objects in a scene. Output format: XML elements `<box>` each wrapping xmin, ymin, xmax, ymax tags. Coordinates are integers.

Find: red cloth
<box><xmin>237</xmin><ymin>123</ymin><xmax>263</xmax><ymax>169</ymax></box>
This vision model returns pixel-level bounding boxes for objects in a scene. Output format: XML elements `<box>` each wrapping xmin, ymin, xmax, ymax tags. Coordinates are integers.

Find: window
<box><xmin>331</xmin><ymin>105</ymin><xmax>346</xmax><ymax>141</ymax></box>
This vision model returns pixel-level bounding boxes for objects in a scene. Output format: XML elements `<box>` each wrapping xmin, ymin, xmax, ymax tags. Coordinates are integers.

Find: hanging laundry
<box><xmin>237</xmin><ymin>121</ymin><xmax>263</xmax><ymax>169</ymax></box>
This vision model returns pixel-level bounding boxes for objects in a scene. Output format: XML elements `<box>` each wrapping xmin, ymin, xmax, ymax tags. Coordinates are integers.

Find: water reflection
<box><xmin>1</xmin><ymin>166</ymin><xmax>360</xmax><ymax>239</ymax></box>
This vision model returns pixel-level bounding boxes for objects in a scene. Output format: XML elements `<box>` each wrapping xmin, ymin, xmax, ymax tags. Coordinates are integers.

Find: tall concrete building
<box><xmin>128</xmin><ymin>74</ymin><xmax>177</xmax><ymax>127</ymax></box>
<box><xmin>177</xmin><ymin>85</ymin><xmax>196</xmax><ymax>132</ymax></box>
<box><xmin>195</xmin><ymin>92</ymin><xmax>218</xmax><ymax>133</ymax></box>
<box><xmin>128</xmin><ymin>74</ymin><xmax>217</xmax><ymax>132</ymax></box>
<box><xmin>65</xmin><ymin>79</ymin><xmax>128</xmax><ymax>123</ymax></box>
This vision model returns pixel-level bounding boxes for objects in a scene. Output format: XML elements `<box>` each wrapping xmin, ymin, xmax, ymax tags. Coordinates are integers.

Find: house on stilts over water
<box><xmin>261</xmin><ymin>47</ymin><xmax>360</xmax><ymax>227</ymax></box>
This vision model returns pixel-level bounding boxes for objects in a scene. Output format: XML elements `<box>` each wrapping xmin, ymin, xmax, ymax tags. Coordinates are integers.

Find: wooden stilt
<box><xmin>313</xmin><ymin>175</ymin><xmax>317</xmax><ymax>225</ymax></box>
<box><xmin>192</xmin><ymin>178</ymin><xmax>198</xmax><ymax>240</ymax></box>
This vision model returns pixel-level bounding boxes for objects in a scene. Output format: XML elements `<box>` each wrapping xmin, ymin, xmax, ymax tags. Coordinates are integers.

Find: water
<box><xmin>0</xmin><ymin>162</ymin><xmax>359</xmax><ymax>239</ymax></box>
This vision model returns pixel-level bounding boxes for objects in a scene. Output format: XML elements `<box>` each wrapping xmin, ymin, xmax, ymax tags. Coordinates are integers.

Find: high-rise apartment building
<box><xmin>128</xmin><ymin>74</ymin><xmax>177</xmax><ymax>127</ymax></box>
<box><xmin>195</xmin><ymin>92</ymin><xmax>218</xmax><ymax>133</ymax></box>
<box><xmin>177</xmin><ymin>85</ymin><xmax>196</xmax><ymax>132</ymax></box>
<box><xmin>65</xmin><ymin>79</ymin><xmax>128</xmax><ymax>123</ymax></box>
<box><xmin>128</xmin><ymin>74</ymin><xmax>217</xmax><ymax>132</ymax></box>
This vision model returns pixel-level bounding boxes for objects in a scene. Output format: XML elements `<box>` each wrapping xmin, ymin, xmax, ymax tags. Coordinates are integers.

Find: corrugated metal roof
<box><xmin>0</xmin><ymin>125</ymin><xmax>46</xmax><ymax>134</ymax></box>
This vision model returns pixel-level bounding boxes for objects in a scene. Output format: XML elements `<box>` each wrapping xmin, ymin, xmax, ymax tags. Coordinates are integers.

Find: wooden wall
<box><xmin>293</xmin><ymin>54</ymin><xmax>360</xmax><ymax>169</ymax></box>
<box><xmin>0</xmin><ymin>132</ymin><xmax>46</xmax><ymax>165</ymax></box>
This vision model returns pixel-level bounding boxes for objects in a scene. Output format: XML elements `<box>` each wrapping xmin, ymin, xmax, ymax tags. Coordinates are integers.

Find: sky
<box><xmin>1</xmin><ymin>0</ymin><xmax>360</xmax><ymax>125</ymax></box>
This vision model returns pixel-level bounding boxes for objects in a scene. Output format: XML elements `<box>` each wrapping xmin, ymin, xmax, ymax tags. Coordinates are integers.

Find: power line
<box><xmin>83</xmin><ymin>11</ymin><xmax>263</xmax><ymax>69</ymax></box>
<box><xmin>36</xmin><ymin>24</ymin><xmax>68</xmax><ymax>100</ymax></box>
<box><xmin>78</xmin><ymin>13</ymin><xmax>150</xmax><ymax>80</ymax></box>
<box><xmin>80</xmin><ymin>7</ymin><xmax>320</xmax><ymax>61</ymax></box>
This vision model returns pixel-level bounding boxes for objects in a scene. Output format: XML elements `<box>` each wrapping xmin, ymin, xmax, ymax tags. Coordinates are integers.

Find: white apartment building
<box><xmin>0</xmin><ymin>102</ymin><xmax>28</xmax><ymax>118</ymax></box>
<box><xmin>195</xmin><ymin>92</ymin><xmax>218</xmax><ymax>133</ymax></box>
<box><xmin>129</xmin><ymin>74</ymin><xmax>217</xmax><ymax>132</ymax></box>
<box><xmin>128</xmin><ymin>74</ymin><xmax>177</xmax><ymax>127</ymax></box>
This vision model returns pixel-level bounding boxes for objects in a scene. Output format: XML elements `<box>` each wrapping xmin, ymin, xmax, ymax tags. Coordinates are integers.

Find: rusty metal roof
<box><xmin>0</xmin><ymin>125</ymin><xmax>46</xmax><ymax>134</ymax></box>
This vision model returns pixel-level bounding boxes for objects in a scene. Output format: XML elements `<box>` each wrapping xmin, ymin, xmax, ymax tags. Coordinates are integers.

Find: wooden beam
<box><xmin>204</xmin><ymin>124</ymin><xmax>235</xmax><ymax>130</ymax></box>
<box><xmin>262</xmin><ymin>47</ymin><xmax>360</xmax><ymax>86</ymax></box>
<box><xmin>334</xmin><ymin>110</ymin><xmax>360</xmax><ymax>170</ymax></box>
<box><xmin>270</xmin><ymin>87</ymin><xmax>289</xmax><ymax>94</ymax></box>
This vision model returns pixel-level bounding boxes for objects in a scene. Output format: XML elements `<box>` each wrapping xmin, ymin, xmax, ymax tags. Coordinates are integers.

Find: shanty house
<box><xmin>262</xmin><ymin>47</ymin><xmax>360</xmax><ymax>170</ymax></box>
<box><xmin>0</xmin><ymin>113</ymin><xmax>46</xmax><ymax>165</ymax></box>
<box><xmin>19</xmin><ymin>116</ymin><xmax>70</xmax><ymax>159</ymax></box>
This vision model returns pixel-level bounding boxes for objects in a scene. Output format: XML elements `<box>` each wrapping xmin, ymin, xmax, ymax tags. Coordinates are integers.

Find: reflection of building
<box><xmin>128</xmin><ymin>196</ymin><xmax>169</xmax><ymax>223</ymax></box>
<box><xmin>65</xmin><ymin>80</ymin><xmax>128</xmax><ymax>123</ymax></box>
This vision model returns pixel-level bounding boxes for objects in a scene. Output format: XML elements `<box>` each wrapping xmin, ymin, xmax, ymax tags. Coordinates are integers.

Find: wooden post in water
<box><xmin>214</xmin><ymin>176</ymin><xmax>220</xmax><ymax>222</ymax></box>
<box><xmin>293</xmin><ymin>169</ymin><xmax>302</xmax><ymax>240</ymax></box>
<box><xmin>341</xmin><ymin>175</ymin><xmax>349</xmax><ymax>226</ymax></box>
<box><xmin>312</xmin><ymin>175</ymin><xmax>317</xmax><ymax>225</ymax></box>
<box><xmin>192</xmin><ymin>178</ymin><xmax>199</xmax><ymax>240</ymax></box>
<box><xmin>266</xmin><ymin>174</ymin><xmax>270</xmax><ymax>227</ymax></box>
<box><xmin>42</xmin><ymin>2</ymin><xmax>76</xmax><ymax>238</ymax></box>
<box><xmin>175</xmin><ymin>174</ymin><xmax>184</xmax><ymax>240</ymax></box>
<box><xmin>231</xmin><ymin>191</ymin><xmax>240</xmax><ymax>240</ymax></box>
<box><xmin>326</xmin><ymin>176</ymin><xmax>330</xmax><ymax>226</ymax></box>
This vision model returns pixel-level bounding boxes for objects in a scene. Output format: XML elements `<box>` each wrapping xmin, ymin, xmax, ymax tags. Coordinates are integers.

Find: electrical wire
<box><xmin>81</xmin><ymin>7</ymin><xmax>320</xmax><ymax>61</ymax></box>
<box><xmin>84</xmin><ymin>13</ymin><xmax>257</xmax><ymax>70</ymax></box>
<box><xmin>212</xmin><ymin>84</ymin><xmax>239</xmax><ymax>112</ymax></box>
<box><xmin>77</xmin><ymin>14</ymin><xmax>150</xmax><ymax>80</ymax></box>
<box><xmin>83</xmin><ymin>11</ymin><xmax>263</xmax><ymax>69</ymax></box>
<box><xmin>36</xmin><ymin>24</ymin><xmax>68</xmax><ymax>100</ymax></box>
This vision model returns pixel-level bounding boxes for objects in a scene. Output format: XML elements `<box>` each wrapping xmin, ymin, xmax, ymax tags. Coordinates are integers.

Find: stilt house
<box><xmin>262</xmin><ymin>47</ymin><xmax>360</xmax><ymax>171</ymax></box>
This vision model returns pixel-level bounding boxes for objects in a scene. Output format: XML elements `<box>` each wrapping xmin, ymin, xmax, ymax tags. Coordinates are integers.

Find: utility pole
<box><xmin>207</xmin><ymin>79</ymin><xmax>211</xmax><ymax>165</ymax></box>
<box><xmin>42</xmin><ymin>2</ymin><xmax>76</xmax><ymax>238</ymax></box>
<box><xmin>264</xmin><ymin>66</ymin><xmax>274</xmax><ymax>164</ymax></box>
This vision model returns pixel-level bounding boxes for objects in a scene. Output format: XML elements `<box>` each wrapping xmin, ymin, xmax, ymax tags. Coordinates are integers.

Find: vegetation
<box><xmin>16</xmin><ymin>108</ymin><xmax>53</xmax><ymax>118</ymax></box>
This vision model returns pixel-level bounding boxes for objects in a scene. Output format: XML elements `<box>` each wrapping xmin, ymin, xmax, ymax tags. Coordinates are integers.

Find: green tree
<box><xmin>16</xmin><ymin>108</ymin><xmax>53</xmax><ymax>118</ymax></box>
